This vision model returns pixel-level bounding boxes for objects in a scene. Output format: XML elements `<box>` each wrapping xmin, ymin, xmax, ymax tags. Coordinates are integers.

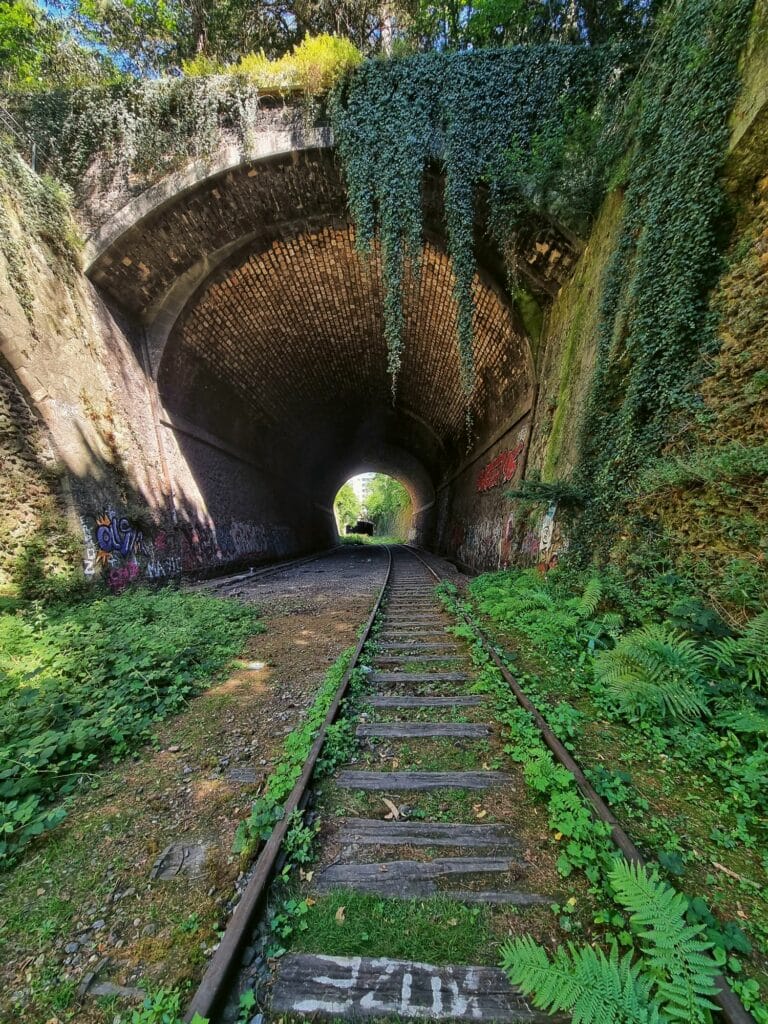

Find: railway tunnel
<box><xmin>83</xmin><ymin>137</ymin><xmax>568</xmax><ymax>572</ymax></box>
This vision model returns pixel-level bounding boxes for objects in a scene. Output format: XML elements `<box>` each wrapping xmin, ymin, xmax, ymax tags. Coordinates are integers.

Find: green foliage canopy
<box><xmin>334</xmin><ymin>481</ymin><xmax>362</xmax><ymax>530</ymax></box>
<box><xmin>363</xmin><ymin>474</ymin><xmax>412</xmax><ymax>536</ymax></box>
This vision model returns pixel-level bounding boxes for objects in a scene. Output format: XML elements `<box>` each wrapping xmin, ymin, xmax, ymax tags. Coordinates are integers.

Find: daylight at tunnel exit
<box><xmin>1</xmin><ymin>1</ymin><xmax>767</xmax><ymax>1022</ymax></box>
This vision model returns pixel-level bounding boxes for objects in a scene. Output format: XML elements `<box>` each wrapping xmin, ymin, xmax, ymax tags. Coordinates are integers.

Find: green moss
<box><xmin>0</xmin><ymin>137</ymin><xmax>81</xmax><ymax>321</ymax></box>
<box><xmin>536</xmin><ymin>190</ymin><xmax>625</xmax><ymax>482</ymax></box>
<box><xmin>513</xmin><ymin>287</ymin><xmax>544</xmax><ymax>352</ymax></box>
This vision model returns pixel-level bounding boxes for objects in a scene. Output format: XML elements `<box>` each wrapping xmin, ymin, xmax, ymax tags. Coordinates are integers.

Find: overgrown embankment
<box><xmin>0</xmin><ymin>589</ymin><xmax>256</xmax><ymax>863</ymax></box>
<box><xmin>463</xmin><ymin>566</ymin><xmax>768</xmax><ymax>1019</ymax></box>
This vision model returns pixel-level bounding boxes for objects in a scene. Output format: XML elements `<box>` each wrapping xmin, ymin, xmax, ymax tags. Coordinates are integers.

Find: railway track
<box><xmin>185</xmin><ymin>545</ymin><xmax>754</xmax><ymax>1024</ymax></box>
<box><xmin>192</xmin><ymin>547</ymin><xmax>342</xmax><ymax>596</ymax></box>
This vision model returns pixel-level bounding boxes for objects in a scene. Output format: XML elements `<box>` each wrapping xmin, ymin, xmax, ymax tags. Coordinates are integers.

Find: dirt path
<box><xmin>0</xmin><ymin>547</ymin><xmax>388</xmax><ymax>1024</ymax></box>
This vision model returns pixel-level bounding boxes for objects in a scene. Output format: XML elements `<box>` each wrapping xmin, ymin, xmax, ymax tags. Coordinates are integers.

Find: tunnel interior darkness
<box><xmin>87</xmin><ymin>146</ymin><xmax>542</xmax><ymax>554</ymax></box>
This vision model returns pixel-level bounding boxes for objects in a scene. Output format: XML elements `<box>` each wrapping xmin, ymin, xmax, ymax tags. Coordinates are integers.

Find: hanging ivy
<box><xmin>330</xmin><ymin>46</ymin><xmax>614</xmax><ymax>397</ymax></box>
<box><xmin>572</xmin><ymin>0</ymin><xmax>755</xmax><ymax>554</ymax></box>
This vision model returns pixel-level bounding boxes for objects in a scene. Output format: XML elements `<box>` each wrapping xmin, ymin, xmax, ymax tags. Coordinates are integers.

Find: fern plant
<box><xmin>501</xmin><ymin>935</ymin><xmax>662</xmax><ymax>1024</ymax></box>
<box><xmin>609</xmin><ymin>860</ymin><xmax>719</xmax><ymax>1022</ymax></box>
<box><xmin>706</xmin><ymin>610</ymin><xmax>768</xmax><ymax>693</ymax></box>
<box><xmin>502</xmin><ymin>861</ymin><xmax>720</xmax><ymax>1024</ymax></box>
<box><xmin>711</xmin><ymin>700</ymin><xmax>768</xmax><ymax>737</ymax></box>
<box><xmin>572</xmin><ymin>576</ymin><xmax>604</xmax><ymax>620</ymax></box>
<box><xmin>593</xmin><ymin>625</ymin><xmax>710</xmax><ymax>722</ymax></box>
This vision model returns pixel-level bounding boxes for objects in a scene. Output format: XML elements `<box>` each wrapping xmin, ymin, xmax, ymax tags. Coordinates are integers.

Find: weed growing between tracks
<box><xmin>437</xmin><ymin>580</ymin><xmax>768</xmax><ymax>1020</ymax></box>
<box><xmin>0</xmin><ymin>589</ymin><xmax>257</xmax><ymax>864</ymax></box>
<box><xmin>232</xmin><ymin>647</ymin><xmax>364</xmax><ymax>860</ymax></box>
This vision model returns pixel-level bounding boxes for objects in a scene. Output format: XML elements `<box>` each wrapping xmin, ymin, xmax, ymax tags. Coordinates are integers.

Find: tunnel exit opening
<box><xmin>333</xmin><ymin>474</ymin><xmax>414</xmax><ymax>543</ymax></box>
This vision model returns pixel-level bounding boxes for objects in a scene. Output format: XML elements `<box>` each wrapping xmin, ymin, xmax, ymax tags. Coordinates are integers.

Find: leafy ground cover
<box><xmin>0</xmin><ymin>588</ymin><xmax>257</xmax><ymax>864</ymax></box>
<box><xmin>456</xmin><ymin>567</ymin><xmax>768</xmax><ymax>1019</ymax></box>
<box><xmin>0</xmin><ymin>563</ymin><xmax>379</xmax><ymax>1023</ymax></box>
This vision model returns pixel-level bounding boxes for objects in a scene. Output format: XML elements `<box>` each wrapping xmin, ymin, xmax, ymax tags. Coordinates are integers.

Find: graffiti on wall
<box><xmin>80</xmin><ymin>516</ymin><xmax>98</xmax><ymax>578</ymax></box>
<box><xmin>178</xmin><ymin>519</ymin><xmax>294</xmax><ymax>570</ymax></box>
<box><xmin>95</xmin><ymin>512</ymin><xmax>149</xmax><ymax>563</ymax></box>
<box><xmin>448</xmin><ymin>502</ymin><xmax>568</xmax><ymax>573</ymax></box>
<box><xmin>476</xmin><ymin>440</ymin><xmax>525</xmax><ymax>493</ymax></box>
<box><xmin>81</xmin><ymin>508</ymin><xmax>295</xmax><ymax>590</ymax></box>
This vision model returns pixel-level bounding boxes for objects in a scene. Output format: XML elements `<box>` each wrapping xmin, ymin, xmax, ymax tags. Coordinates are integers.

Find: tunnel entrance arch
<box><xmin>82</xmin><ymin>133</ymin><xmax>564</xmax><ymax>571</ymax></box>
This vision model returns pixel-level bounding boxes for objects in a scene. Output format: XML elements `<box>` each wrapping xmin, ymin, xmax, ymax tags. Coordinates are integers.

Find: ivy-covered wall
<box><xmin>526</xmin><ymin>190</ymin><xmax>624</xmax><ymax>484</ymax></box>
<box><xmin>0</xmin><ymin>357</ymin><xmax>76</xmax><ymax>593</ymax></box>
<box><xmin>494</xmin><ymin>0</ymin><xmax>767</xmax><ymax>611</ymax></box>
<box><xmin>624</xmin><ymin>7</ymin><xmax>768</xmax><ymax>621</ymax></box>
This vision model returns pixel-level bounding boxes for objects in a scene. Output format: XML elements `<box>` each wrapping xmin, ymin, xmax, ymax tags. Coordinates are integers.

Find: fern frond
<box><xmin>594</xmin><ymin>625</ymin><xmax>710</xmax><ymax>722</ymax></box>
<box><xmin>711</xmin><ymin>700</ymin><xmax>768</xmax><ymax>735</ymax></box>
<box><xmin>743</xmin><ymin>609</ymin><xmax>768</xmax><ymax>648</ymax></box>
<box><xmin>707</xmin><ymin>610</ymin><xmax>768</xmax><ymax>692</ymax></box>
<box><xmin>574</xmin><ymin>576</ymin><xmax>603</xmax><ymax>619</ymax></box>
<box><xmin>600</xmin><ymin>611</ymin><xmax>625</xmax><ymax>635</ymax></box>
<box><xmin>609</xmin><ymin>860</ymin><xmax>719</xmax><ymax>1023</ymax></box>
<box><xmin>501</xmin><ymin>934</ymin><xmax>662</xmax><ymax>1024</ymax></box>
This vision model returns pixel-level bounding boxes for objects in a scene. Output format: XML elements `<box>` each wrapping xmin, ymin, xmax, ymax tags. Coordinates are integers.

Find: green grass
<box><xmin>0</xmin><ymin>587</ymin><xmax>258</xmax><ymax>863</ymax></box>
<box><xmin>327</xmin><ymin>786</ymin><xmax>486</xmax><ymax>823</ymax></box>
<box><xmin>294</xmin><ymin>890</ymin><xmax>493</xmax><ymax>964</ymax></box>
<box><xmin>360</xmin><ymin>739</ymin><xmax>492</xmax><ymax>773</ymax></box>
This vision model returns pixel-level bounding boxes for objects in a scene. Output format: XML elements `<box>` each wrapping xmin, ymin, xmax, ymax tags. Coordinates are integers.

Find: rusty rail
<box><xmin>409</xmin><ymin>547</ymin><xmax>755</xmax><ymax>1024</ymax></box>
<box><xmin>184</xmin><ymin>546</ymin><xmax>392</xmax><ymax>1022</ymax></box>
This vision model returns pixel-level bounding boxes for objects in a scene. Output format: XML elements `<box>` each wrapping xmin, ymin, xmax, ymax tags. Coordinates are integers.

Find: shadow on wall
<box><xmin>1</xmin><ymin>355</ymin><xmax>314</xmax><ymax>598</ymax></box>
<box><xmin>0</xmin><ymin>355</ymin><xmax>84</xmax><ymax>601</ymax></box>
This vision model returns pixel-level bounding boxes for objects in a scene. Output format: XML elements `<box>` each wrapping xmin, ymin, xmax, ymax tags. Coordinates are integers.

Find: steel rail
<box><xmin>408</xmin><ymin>546</ymin><xmax>755</xmax><ymax>1024</ymax></box>
<box><xmin>184</xmin><ymin>545</ymin><xmax>393</xmax><ymax>1023</ymax></box>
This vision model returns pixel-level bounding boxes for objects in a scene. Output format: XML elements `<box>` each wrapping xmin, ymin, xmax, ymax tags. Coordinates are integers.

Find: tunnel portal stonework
<box><xmin>1</xmin><ymin>120</ymin><xmax>578</xmax><ymax>590</ymax></box>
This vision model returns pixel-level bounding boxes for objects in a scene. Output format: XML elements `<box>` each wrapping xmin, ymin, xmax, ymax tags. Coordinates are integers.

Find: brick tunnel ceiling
<box><xmin>158</xmin><ymin>222</ymin><xmax>533</xmax><ymax>496</ymax></box>
<box><xmin>86</xmin><ymin>148</ymin><xmax>568</xmax><ymax>499</ymax></box>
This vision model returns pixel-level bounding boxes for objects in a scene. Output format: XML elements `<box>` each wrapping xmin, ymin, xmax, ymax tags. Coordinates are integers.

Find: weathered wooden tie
<box><xmin>377</xmin><ymin>641</ymin><xmax>460</xmax><ymax>650</ymax></box>
<box><xmin>385</xmin><ymin>612</ymin><xmax>441</xmax><ymax>619</ymax></box>
<box><xmin>378</xmin><ymin>626</ymin><xmax>450</xmax><ymax>634</ymax></box>
<box><xmin>336</xmin><ymin>818</ymin><xmax>516</xmax><ymax>848</ymax></box>
<box><xmin>315</xmin><ymin>855</ymin><xmax>525</xmax><ymax>895</ymax></box>
<box><xmin>271</xmin><ymin>954</ymin><xmax>555</xmax><ymax>1022</ymax></box>
<box><xmin>373</xmin><ymin>655</ymin><xmax>465</xmax><ymax>665</ymax></box>
<box><xmin>371</xmin><ymin>671</ymin><xmax>469</xmax><ymax>684</ymax></box>
<box><xmin>337</xmin><ymin>770</ymin><xmax>509</xmax><ymax>790</ymax></box>
<box><xmin>448</xmin><ymin>890</ymin><xmax>551</xmax><ymax>905</ymax></box>
<box><xmin>356</xmin><ymin>722</ymin><xmax>489</xmax><ymax>738</ymax></box>
<box><xmin>370</xmin><ymin>695</ymin><xmax>483</xmax><ymax>708</ymax></box>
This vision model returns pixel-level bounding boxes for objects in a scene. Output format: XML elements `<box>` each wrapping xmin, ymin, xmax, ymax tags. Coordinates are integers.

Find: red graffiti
<box><xmin>107</xmin><ymin>562</ymin><xmax>140</xmax><ymax>592</ymax></box>
<box><xmin>476</xmin><ymin>441</ymin><xmax>525</xmax><ymax>493</ymax></box>
<box><xmin>537</xmin><ymin>553</ymin><xmax>560</xmax><ymax>574</ymax></box>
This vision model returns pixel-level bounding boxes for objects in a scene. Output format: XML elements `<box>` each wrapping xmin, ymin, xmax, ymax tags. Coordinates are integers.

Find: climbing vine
<box><xmin>330</xmin><ymin>46</ymin><xmax>614</xmax><ymax>396</ymax></box>
<box><xmin>0</xmin><ymin>137</ymin><xmax>81</xmax><ymax>320</ymax></box>
<box><xmin>572</xmin><ymin>0</ymin><xmax>756</xmax><ymax>554</ymax></box>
